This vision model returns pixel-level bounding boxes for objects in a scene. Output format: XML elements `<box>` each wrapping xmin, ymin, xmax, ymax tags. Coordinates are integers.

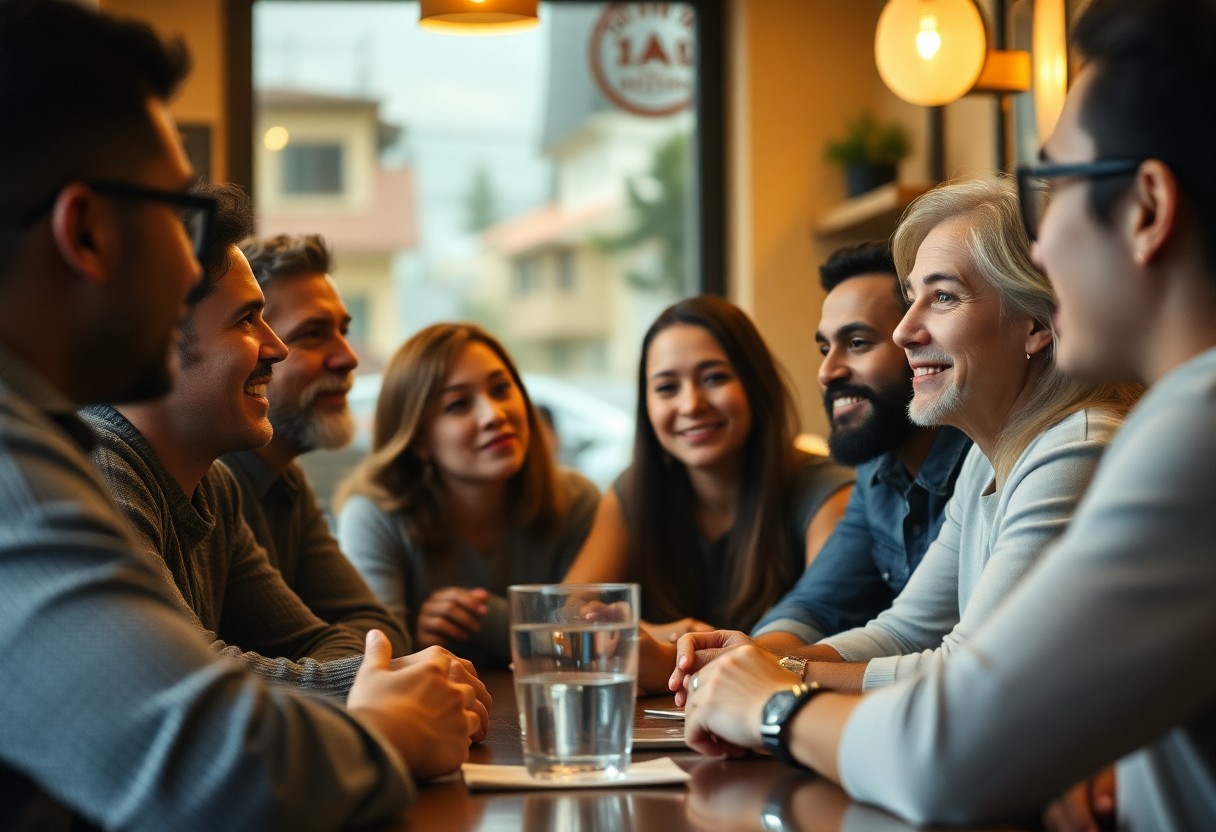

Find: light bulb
<box><xmin>916</xmin><ymin>14</ymin><xmax>942</xmax><ymax>60</ymax></box>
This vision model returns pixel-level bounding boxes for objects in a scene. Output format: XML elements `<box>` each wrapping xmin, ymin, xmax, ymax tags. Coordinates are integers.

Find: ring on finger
<box><xmin>691</xmin><ymin>673</ymin><xmax>700</xmax><ymax>692</ymax></box>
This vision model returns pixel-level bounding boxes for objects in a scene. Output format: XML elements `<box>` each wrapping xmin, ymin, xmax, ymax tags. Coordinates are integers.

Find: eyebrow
<box><xmin>648</xmin><ymin>358</ymin><xmax>730</xmax><ymax>381</ymax></box>
<box><xmin>231</xmin><ymin>298</ymin><xmax>265</xmax><ymax>323</ymax></box>
<box><xmin>441</xmin><ymin>369</ymin><xmax>509</xmax><ymax>395</ymax></box>
<box><xmin>818</xmin><ymin>321</ymin><xmax>880</xmax><ymax>342</ymax></box>
<box><xmin>902</xmin><ymin>271</ymin><xmax>966</xmax><ymax>298</ymax></box>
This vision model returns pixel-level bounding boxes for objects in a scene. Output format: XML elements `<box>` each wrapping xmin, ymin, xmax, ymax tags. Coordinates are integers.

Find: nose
<box><xmin>328</xmin><ymin>331</ymin><xmax>359</xmax><ymax>374</ymax></box>
<box><xmin>893</xmin><ymin>304</ymin><xmax>928</xmax><ymax>351</ymax></box>
<box><xmin>475</xmin><ymin>394</ymin><xmax>506</xmax><ymax>427</ymax></box>
<box><xmin>818</xmin><ymin>346</ymin><xmax>848</xmax><ymax>390</ymax></box>
<box><xmin>677</xmin><ymin>382</ymin><xmax>705</xmax><ymax>414</ymax></box>
<box><xmin>260</xmin><ymin>320</ymin><xmax>289</xmax><ymax>365</ymax></box>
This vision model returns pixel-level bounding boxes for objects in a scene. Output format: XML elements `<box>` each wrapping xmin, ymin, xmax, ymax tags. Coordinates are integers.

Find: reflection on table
<box><xmin>388</xmin><ymin>670</ymin><xmax>1028</xmax><ymax>832</ymax></box>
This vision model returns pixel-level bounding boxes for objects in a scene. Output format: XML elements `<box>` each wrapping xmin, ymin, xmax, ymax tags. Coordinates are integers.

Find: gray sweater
<box><xmin>0</xmin><ymin>348</ymin><xmax>410</xmax><ymax>830</ymax></box>
<box><xmin>822</xmin><ymin>408</ymin><xmax>1121</xmax><ymax>688</ymax></box>
<box><xmin>84</xmin><ymin>405</ymin><xmax>366</xmax><ymax>697</ymax></box>
<box><xmin>339</xmin><ymin>468</ymin><xmax>599</xmax><ymax>668</ymax></box>
<box><xmin>838</xmin><ymin>348</ymin><xmax>1216</xmax><ymax>828</ymax></box>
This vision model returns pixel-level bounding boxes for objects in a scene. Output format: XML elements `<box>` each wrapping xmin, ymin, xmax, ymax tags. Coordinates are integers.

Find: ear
<box><xmin>1025</xmin><ymin>318</ymin><xmax>1054</xmax><ymax>358</ymax></box>
<box><xmin>48</xmin><ymin>183</ymin><xmax>116</xmax><ymax>287</ymax></box>
<box><xmin>1126</xmin><ymin>159</ymin><xmax>1179</xmax><ymax>267</ymax></box>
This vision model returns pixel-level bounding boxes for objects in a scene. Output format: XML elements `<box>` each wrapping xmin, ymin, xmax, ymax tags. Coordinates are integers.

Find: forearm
<box><xmin>785</xmin><ymin>692</ymin><xmax>863</xmax><ymax>784</ymax></box>
<box><xmin>213</xmin><ymin>639</ymin><xmax>364</xmax><ymax>698</ymax></box>
<box><xmin>805</xmin><ymin>660</ymin><xmax>867</xmax><ymax>692</ymax></box>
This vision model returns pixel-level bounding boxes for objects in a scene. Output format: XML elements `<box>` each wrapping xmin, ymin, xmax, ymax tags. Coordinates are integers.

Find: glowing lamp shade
<box><xmin>1033</xmin><ymin>0</ymin><xmax>1068</xmax><ymax>142</ymax></box>
<box><xmin>875</xmin><ymin>0</ymin><xmax>988</xmax><ymax>106</ymax></box>
<box><xmin>419</xmin><ymin>0</ymin><xmax>539</xmax><ymax>35</ymax></box>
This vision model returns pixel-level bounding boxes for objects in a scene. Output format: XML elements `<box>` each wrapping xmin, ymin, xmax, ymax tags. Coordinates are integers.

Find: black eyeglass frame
<box><xmin>1015</xmin><ymin>159</ymin><xmax>1143</xmax><ymax>242</ymax></box>
<box><xmin>20</xmin><ymin>180</ymin><xmax>217</xmax><ymax>263</ymax></box>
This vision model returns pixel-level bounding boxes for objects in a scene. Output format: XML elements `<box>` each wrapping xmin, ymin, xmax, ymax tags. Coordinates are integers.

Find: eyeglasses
<box><xmin>20</xmin><ymin>180</ymin><xmax>218</xmax><ymax>263</ymax></box>
<box><xmin>1015</xmin><ymin>160</ymin><xmax>1143</xmax><ymax>242</ymax></box>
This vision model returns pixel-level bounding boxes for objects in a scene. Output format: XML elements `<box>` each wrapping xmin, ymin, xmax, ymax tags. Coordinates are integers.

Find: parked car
<box><xmin>297</xmin><ymin>372</ymin><xmax>634</xmax><ymax>521</ymax></box>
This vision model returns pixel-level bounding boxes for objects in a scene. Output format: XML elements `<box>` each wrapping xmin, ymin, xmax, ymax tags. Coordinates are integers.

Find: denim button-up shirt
<box><xmin>752</xmin><ymin>427</ymin><xmax>972</xmax><ymax>644</ymax></box>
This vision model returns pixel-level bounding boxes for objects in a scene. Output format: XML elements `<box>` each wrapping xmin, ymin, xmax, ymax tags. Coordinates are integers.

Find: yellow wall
<box><xmin>101</xmin><ymin>0</ymin><xmax>229</xmax><ymax>182</ymax></box>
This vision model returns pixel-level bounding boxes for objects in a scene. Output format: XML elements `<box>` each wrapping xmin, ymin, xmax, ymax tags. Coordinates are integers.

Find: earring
<box><xmin>1027</xmin><ymin>353</ymin><xmax>1031</xmax><ymax>361</ymax></box>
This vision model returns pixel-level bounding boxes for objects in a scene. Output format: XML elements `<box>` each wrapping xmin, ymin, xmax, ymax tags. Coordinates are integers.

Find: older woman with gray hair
<box><xmin>671</xmin><ymin>174</ymin><xmax>1140</xmax><ymax>698</ymax></box>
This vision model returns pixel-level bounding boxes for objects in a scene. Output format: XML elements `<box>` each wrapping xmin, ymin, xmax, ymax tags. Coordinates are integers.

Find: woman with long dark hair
<box><xmin>564</xmin><ymin>296</ymin><xmax>853</xmax><ymax>681</ymax></box>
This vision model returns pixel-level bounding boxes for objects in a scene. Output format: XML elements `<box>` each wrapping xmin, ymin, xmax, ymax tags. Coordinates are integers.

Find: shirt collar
<box><xmin>221</xmin><ymin>448</ymin><xmax>286</xmax><ymax>500</ymax></box>
<box><xmin>868</xmin><ymin>426</ymin><xmax>971</xmax><ymax>496</ymax></box>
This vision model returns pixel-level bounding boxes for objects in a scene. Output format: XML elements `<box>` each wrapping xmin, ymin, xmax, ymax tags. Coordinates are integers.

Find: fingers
<box><xmin>360</xmin><ymin>628</ymin><xmax>392</xmax><ymax>671</ymax></box>
<box><xmin>418</xmin><ymin>588</ymin><xmax>488</xmax><ymax>643</ymax></box>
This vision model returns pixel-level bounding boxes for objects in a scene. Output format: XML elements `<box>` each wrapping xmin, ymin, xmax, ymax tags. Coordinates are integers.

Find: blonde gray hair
<box><xmin>892</xmin><ymin>176</ymin><xmax>1138</xmax><ymax>484</ymax></box>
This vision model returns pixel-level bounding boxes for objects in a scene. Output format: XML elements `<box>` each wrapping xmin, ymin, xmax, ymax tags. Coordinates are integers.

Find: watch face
<box><xmin>762</xmin><ymin>690</ymin><xmax>799</xmax><ymax>729</ymax></box>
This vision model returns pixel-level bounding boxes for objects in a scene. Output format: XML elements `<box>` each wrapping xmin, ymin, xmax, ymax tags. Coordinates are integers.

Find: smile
<box><xmin>678</xmin><ymin>423</ymin><xmax>723</xmax><ymax>442</ymax></box>
<box><xmin>831</xmin><ymin>395</ymin><xmax>868</xmax><ymax>414</ymax></box>
<box><xmin>912</xmin><ymin>366</ymin><xmax>949</xmax><ymax>377</ymax></box>
<box><xmin>244</xmin><ymin>378</ymin><xmax>271</xmax><ymax>398</ymax></box>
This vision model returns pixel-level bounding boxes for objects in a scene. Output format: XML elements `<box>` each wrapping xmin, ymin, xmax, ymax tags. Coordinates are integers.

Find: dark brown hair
<box><xmin>335</xmin><ymin>323</ymin><xmax>565</xmax><ymax>556</ymax></box>
<box><xmin>628</xmin><ymin>295</ymin><xmax>801</xmax><ymax>628</ymax></box>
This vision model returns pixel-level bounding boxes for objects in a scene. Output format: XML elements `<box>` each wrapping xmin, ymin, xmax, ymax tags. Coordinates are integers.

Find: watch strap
<box><xmin>763</xmin><ymin>682</ymin><xmax>824</xmax><ymax>768</ymax></box>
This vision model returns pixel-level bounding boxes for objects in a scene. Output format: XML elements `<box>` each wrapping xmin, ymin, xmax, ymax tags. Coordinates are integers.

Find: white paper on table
<box><xmin>461</xmin><ymin>757</ymin><xmax>690</xmax><ymax>791</ymax></box>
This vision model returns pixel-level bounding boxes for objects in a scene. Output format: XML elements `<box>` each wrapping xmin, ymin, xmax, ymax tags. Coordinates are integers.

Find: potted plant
<box><xmin>825</xmin><ymin>111</ymin><xmax>911</xmax><ymax>197</ymax></box>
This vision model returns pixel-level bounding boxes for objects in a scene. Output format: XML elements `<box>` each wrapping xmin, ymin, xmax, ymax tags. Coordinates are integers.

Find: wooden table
<box><xmin>389</xmin><ymin>670</ymin><xmax>1025</xmax><ymax>831</ymax></box>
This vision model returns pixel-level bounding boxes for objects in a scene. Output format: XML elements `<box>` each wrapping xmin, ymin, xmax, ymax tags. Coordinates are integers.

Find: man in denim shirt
<box><xmin>751</xmin><ymin>243</ymin><xmax>971</xmax><ymax>649</ymax></box>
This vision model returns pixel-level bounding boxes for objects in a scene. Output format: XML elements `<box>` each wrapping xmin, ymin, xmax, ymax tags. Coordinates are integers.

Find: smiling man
<box><xmin>220</xmin><ymin>233</ymin><xmax>409</xmax><ymax>654</ymax></box>
<box><xmin>750</xmin><ymin>243</ymin><xmax>970</xmax><ymax>651</ymax></box>
<box><xmin>679</xmin><ymin>1</ymin><xmax>1216</xmax><ymax>827</ymax></box>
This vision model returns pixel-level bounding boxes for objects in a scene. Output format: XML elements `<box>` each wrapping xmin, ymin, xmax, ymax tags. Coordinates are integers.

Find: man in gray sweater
<box><xmin>220</xmin><ymin>232</ymin><xmax>410</xmax><ymax>654</ymax></box>
<box><xmin>0</xmin><ymin>3</ymin><xmax>482</xmax><ymax>829</ymax></box>
<box><xmin>84</xmin><ymin>183</ymin><xmax>487</xmax><ymax>710</ymax></box>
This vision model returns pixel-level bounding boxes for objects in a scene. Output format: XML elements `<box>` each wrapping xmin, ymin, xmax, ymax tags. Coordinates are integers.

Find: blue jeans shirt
<box><xmin>752</xmin><ymin>427</ymin><xmax>972</xmax><ymax>644</ymax></box>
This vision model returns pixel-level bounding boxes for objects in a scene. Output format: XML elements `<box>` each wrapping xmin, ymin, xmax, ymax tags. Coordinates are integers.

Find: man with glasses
<box><xmin>0</xmin><ymin>3</ymin><xmax>482</xmax><ymax>828</ymax></box>
<box><xmin>679</xmin><ymin>0</ymin><xmax>1216</xmax><ymax>827</ymax></box>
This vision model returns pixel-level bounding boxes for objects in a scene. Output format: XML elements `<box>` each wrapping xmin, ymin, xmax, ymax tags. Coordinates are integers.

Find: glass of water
<box><xmin>509</xmin><ymin>583</ymin><xmax>640</xmax><ymax>781</ymax></box>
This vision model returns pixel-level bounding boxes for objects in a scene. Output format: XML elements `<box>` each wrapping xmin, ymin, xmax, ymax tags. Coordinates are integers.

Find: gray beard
<box><xmin>907</xmin><ymin>383</ymin><xmax>965</xmax><ymax>428</ymax></box>
<box><xmin>271</xmin><ymin>405</ymin><xmax>356</xmax><ymax>453</ymax></box>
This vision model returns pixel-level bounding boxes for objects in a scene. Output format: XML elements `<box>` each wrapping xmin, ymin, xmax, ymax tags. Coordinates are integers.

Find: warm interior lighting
<box><xmin>263</xmin><ymin>125</ymin><xmax>289</xmax><ymax>152</ymax></box>
<box><xmin>875</xmin><ymin>0</ymin><xmax>988</xmax><ymax>106</ymax></box>
<box><xmin>916</xmin><ymin>15</ymin><xmax>942</xmax><ymax>60</ymax></box>
<box><xmin>1033</xmin><ymin>0</ymin><xmax>1068</xmax><ymax>142</ymax></box>
<box><xmin>419</xmin><ymin>0</ymin><xmax>539</xmax><ymax>35</ymax></box>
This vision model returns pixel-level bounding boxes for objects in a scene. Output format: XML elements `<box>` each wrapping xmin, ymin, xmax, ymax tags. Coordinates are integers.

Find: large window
<box><xmin>252</xmin><ymin>0</ymin><xmax>723</xmax><ymax>497</ymax></box>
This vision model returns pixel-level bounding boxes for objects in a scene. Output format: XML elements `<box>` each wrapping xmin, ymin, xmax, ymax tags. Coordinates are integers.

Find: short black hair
<box><xmin>1073</xmin><ymin>0</ymin><xmax>1216</xmax><ymax>271</ymax></box>
<box><xmin>0</xmin><ymin>0</ymin><xmax>190</xmax><ymax>269</ymax></box>
<box><xmin>241</xmin><ymin>233</ymin><xmax>334</xmax><ymax>289</ymax></box>
<box><xmin>187</xmin><ymin>183</ymin><xmax>255</xmax><ymax>306</ymax></box>
<box><xmin>818</xmin><ymin>242</ymin><xmax>897</xmax><ymax>292</ymax></box>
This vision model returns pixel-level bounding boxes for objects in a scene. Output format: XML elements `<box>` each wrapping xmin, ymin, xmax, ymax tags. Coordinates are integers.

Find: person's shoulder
<box><xmin>790</xmin><ymin>449</ymin><xmax>855</xmax><ymax>491</ymax></box>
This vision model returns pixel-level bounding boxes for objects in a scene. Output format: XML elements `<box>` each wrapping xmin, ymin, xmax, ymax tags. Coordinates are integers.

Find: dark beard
<box><xmin>824</xmin><ymin>376</ymin><xmax>916</xmax><ymax>466</ymax></box>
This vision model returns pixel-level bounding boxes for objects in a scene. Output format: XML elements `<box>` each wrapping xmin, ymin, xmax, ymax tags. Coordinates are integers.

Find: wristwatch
<box><xmin>778</xmin><ymin>655</ymin><xmax>809</xmax><ymax>681</ymax></box>
<box><xmin>760</xmin><ymin>682</ymin><xmax>824</xmax><ymax>768</ymax></box>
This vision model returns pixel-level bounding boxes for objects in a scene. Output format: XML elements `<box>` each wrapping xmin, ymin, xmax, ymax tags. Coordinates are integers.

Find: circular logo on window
<box><xmin>589</xmin><ymin>3</ymin><xmax>695</xmax><ymax>118</ymax></box>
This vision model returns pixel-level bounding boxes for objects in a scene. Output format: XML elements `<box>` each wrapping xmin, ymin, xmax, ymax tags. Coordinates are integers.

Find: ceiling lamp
<box><xmin>875</xmin><ymin>0</ymin><xmax>1029</xmax><ymax>107</ymax></box>
<box><xmin>419</xmin><ymin>0</ymin><xmax>539</xmax><ymax>35</ymax></box>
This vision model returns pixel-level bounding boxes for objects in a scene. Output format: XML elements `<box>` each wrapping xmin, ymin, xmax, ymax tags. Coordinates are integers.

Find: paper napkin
<box><xmin>461</xmin><ymin>757</ymin><xmax>690</xmax><ymax>791</ymax></box>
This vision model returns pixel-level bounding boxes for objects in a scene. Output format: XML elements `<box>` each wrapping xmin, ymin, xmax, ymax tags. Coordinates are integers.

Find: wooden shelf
<box><xmin>815</xmin><ymin>182</ymin><xmax>932</xmax><ymax>239</ymax></box>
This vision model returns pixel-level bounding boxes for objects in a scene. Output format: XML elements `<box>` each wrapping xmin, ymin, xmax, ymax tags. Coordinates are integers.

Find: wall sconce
<box><xmin>419</xmin><ymin>0</ymin><xmax>539</xmax><ymax>35</ymax></box>
<box><xmin>874</xmin><ymin>0</ymin><xmax>1030</xmax><ymax>106</ymax></box>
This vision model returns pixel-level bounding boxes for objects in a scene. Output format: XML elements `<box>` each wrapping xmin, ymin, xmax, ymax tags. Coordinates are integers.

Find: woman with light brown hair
<box><xmin>336</xmin><ymin>323</ymin><xmax>598</xmax><ymax>668</ymax></box>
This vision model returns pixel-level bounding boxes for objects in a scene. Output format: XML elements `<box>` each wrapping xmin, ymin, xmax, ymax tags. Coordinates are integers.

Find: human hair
<box><xmin>241</xmin><ymin>233</ymin><xmax>334</xmax><ymax>289</ymax></box>
<box><xmin>628</xmin><ymin>295</ymin><xmax>802</xmax><ymax>627</ymax></box>
<box><xmin>0</xmin><ymin>0</ymin><xmax>190</xmax><ymax>271</ymax></box>
<box><xmin>893</xmin><ymin>176</ymin><xmax>1140</xmax><ymax>483</ymax></box>
<box><xmin>1072</xmin><ymin>0</ymin><xmax>1216</xmax><ymax>273</ymax></box>
<box><xmin>179</xmin><ymin>183</ymin><xmax>254</xmax><ymax>357</ymax></box>
<box><xmin>819</xmin><ymin>241</ymin><xmax>897</xmax><ymax>292</ymax></box>
<box><xmin>334</xmin><ymin>323</ymin><xmax>564</xmax><ymax>557</ymax></box>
